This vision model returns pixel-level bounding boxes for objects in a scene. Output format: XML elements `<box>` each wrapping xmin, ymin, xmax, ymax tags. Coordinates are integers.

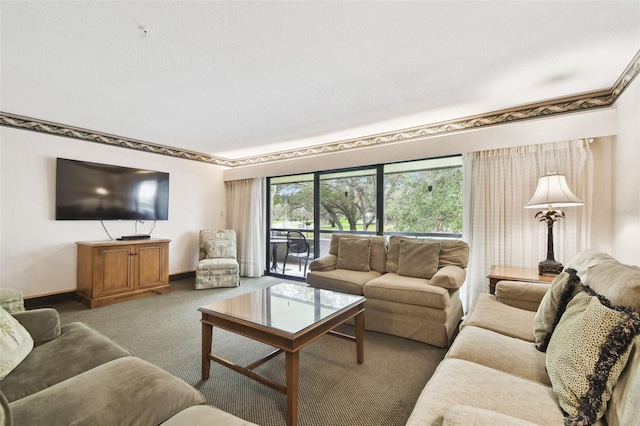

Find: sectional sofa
<box><xmin>1</xmin><ymin>307</ymin><xmax>257</xmax><ymax>425</ymax></box>
<box><xmin>307</xmin><ymin>234</ymin><xmax>470</xmax><ymax>348</ymax></box>
<box><xmin>407</xmin><ymin>250</ymin><xmax>640</xmax><ymax>425</ymax></box>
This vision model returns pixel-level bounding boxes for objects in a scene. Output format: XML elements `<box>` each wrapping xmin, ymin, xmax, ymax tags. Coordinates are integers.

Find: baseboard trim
<box><xmin>24</xmin><ymin>291</ymin><xmax>76</xmax><ymax>309</ymax></box>
<box><xmin>170</xmin><ymin>271</ymin><xmax>195</xmax><ymax>281</ymax></box>
<box><xmin>24</xmin><ymin>272</ymin><xmax>195</xmax><ymax>309</ymax></box>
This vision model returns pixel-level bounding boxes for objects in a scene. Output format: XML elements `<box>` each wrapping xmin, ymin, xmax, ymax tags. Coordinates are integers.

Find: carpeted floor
<box><xmin>49</xmin><ymin>276</ymin><xmax>446</xmax><ymax>426</ymax></box>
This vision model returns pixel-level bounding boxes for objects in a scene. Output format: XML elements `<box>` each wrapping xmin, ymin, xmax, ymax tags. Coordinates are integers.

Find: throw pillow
<box><xmin>533</xmin><ymin>269</ymin><xmax>581</xmax><ymax>352</ymax></box>
<box><xmin>546</xmin><ymin>287</ymin><xmax>640</xmax><ymax>425</ymax></box>
<box><xmin>397</xmin><ymin>240</ymin><xmax>441</xmax><ymax>279</ymax></box>
<box><xmin>337</xmin><ymin>238</ymin><xmax>371</xmax><ymax>272</ymax></box>
<box><xmin>0</xmin><ymin>306</ymin><xmax>34</xmax><ymax>381</ymax></box>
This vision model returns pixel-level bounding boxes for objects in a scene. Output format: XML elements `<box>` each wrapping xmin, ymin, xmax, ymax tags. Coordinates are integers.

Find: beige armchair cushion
<box><xmin>397</xmin><ymin>240</ymin><xmax>440</xmax><ymax>279</ymax></box>
<box><xmin>337</xmin><ymin>238</ymin><xmax>371</xmax><ymax>272</ymax></box>
<box><xmin>546</xmin><ymin>289</ymin><xmax>640</xmax><ymax>425</ymax></box>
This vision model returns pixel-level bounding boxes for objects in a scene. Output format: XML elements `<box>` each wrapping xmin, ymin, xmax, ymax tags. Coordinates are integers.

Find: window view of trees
<box><xmin>385</xmin><ymin>165</ymin><xmax>462</xmax><ymax>234</ymax></box>
<box><xmin>269</xmin><ymin>156</ymin><xmax>462</xmax><ymax>235</ymax></box>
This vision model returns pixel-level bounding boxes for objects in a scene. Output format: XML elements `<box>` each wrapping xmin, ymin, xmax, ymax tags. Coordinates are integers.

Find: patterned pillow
<box><xmin>397</xmin><ymin>240</ymin><xmax>441</xmax><ymax>279</ymax></box>
<box><xmin>533</xmin><ymin>269</ymin><xmax>581</xmax><ymax>352</ymax></box>
<box><xmin>0</xmin><ymin>306</ymin><xmax>34</xmax><ymax>380</ymax></box>
<box><xmin>546</xmin><ymin>287</ymin><xmax>640</xmax><ymax>425</ymax></box>
<box><xmin>337</xmin><ymin>238</ymin><xmax>371</xmax><ymax>272</ymax></box>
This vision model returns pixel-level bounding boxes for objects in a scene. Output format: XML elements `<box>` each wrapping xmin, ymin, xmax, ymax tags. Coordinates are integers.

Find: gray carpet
<box><xmin>51</xmin><ymin>276</ymin><xmax>446</xmax><ymax>426</ymax></box>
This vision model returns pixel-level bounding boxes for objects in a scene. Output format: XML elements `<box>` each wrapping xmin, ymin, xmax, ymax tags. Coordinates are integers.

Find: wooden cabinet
<box><xmin>76</xmin><ymin>239</ymin><xmax>170</xmax><ymax>308</ymax></box>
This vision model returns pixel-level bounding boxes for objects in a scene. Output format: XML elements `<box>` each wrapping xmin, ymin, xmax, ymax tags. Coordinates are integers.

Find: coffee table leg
<box><xmin>355</xmin><ymin>310</ymin><xmax>364</xmax><ymax>364</ymax></box>
<box><xmin>202</xmin><ymin>321</ymin><xmax>212</xmax><ymax>379</ymax></box>
<box><xmin>286</xmin><ymin>350</ymin><xmax>299</xmax><ymax>426</ymax></box>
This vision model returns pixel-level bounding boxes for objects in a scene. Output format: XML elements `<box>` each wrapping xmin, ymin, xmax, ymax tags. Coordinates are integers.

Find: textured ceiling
<box><xmin>1</xmin><ymin>1</ymin><xmax>639</xmax><ymax>160</ymax></box>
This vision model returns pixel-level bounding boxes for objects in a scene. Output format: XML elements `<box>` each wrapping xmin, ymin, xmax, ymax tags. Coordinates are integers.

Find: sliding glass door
<box><xmin>267</xmin><ymin>155</ymin><xmax>463</xmax><ymax>280</ymax></box>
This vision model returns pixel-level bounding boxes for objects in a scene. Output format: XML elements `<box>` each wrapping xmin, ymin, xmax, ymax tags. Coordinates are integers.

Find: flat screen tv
<box><xmin>56</xmin><ymin>158</ymin><xmax>169</xmax><ymax>220</ymax></box>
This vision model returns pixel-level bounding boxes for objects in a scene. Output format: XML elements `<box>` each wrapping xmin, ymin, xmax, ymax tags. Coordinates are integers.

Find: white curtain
<box><xmin>225</xmin><ymin>178</ymin><xmax>266</xmax><ymax>277</ymax></box>
<box><xmin>461</xmin><ymin>139</ymin><xmax>594</xmax><ymax>311</ymax></box>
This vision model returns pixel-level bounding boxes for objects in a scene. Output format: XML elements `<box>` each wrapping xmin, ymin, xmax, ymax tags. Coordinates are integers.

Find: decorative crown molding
<box><xmin>1</xmin><ymin>50</ymin><xmax>638</xmax><ymax>167</ymax></box>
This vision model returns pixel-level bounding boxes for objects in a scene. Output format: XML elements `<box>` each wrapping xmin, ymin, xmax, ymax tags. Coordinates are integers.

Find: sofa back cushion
<box><xmin>329</xmin><ymin>234</ymin><xmax>387</xmax><ymax>273</ymax></box>
<box><xmin>396</xmin><ymin>239</ymin><xmax>441</xmax><ymax>279</ymax></box>
<box><xmin>386</xmin><ymin>236</ymin><xmax>469</xmax><ymax>273</ymax></box>
<box><xmin>337</xmin><ymin>238</ymin><xmax>371</xmax><ymax>272</ymax></box>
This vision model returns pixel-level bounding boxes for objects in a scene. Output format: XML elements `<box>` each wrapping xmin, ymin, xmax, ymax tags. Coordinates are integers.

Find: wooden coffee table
<box><xmin>199</xmin><ymin>283</ymin><xmax>366</xmax><ymax>426</ymax></box>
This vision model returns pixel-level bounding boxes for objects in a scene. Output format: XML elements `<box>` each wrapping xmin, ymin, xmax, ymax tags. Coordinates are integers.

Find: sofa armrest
<box><xmin>431</xmin><ymin>265</ymin><xmax>466</xmax><ymax>290</ymax></box>
<box><xmin>309</xmin><ymin>254</ymin><xmax>338</xmax><ymax>272</ymax></box>
<box><xmin>12</xmin><ymin>308</ymin><xmax>61</xmax><ymax>345</ymax></box>
<box><xmin>495</xmin><ymin>281</ymin><xmax>549</xmax><ymax>311</ymax></box>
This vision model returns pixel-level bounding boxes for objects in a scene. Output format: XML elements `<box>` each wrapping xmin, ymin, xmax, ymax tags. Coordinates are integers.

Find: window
<box><xmin>267</xmin><ymin>155</ymin><xmax>462</xmax><ymax>279</ymax></box>
<box><xmin>384</xmin><ymin>157</ymin><xmax>462</xmax><ymax>236</ymax></box>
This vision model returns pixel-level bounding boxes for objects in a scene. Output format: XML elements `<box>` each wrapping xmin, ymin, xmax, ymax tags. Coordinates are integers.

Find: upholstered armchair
<box><xmin>195</xmin><ymin>229</ymin><xmax>240</xmax><ymax>290</ymax></box>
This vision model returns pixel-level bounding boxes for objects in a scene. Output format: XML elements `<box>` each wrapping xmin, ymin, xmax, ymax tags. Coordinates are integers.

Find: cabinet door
<box><xmin>95</xmin><ymin>246</ymin><xmax>134</xmax><ymax>296</ymax></box>
<box><xmin>137</xmin><ymin>243</ymin><xmax>168</xmax><ymax>289</ymax></box>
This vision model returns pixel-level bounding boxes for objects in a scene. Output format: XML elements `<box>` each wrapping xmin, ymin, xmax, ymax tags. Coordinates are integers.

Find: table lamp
<box><xmin>525</xmin><ymin>173</ymin><xmax>583</xmax><ymax>276</ymax></box>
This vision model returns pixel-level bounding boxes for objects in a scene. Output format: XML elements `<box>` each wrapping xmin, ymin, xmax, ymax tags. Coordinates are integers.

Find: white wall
<box><xmin>0</xmin><ymin>127</ymin><xmax>226</xmax><ymax>297</ymax></box>
<box><xmin>608</xmin><ymin>76</ymin><xmax>640</xmax><ymax>264</ymax></box>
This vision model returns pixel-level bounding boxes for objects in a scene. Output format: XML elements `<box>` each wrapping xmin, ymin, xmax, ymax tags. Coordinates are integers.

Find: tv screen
<box><xmin>56</xmin><ymin>158</ymin><xmax>169</xmax><ymax>220</ymax></box>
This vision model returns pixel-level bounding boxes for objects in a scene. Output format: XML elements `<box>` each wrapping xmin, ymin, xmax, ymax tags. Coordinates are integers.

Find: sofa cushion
<box><xmin>566</xmin><ymin>250</ymin><xmax>619</xmax><ymax>279</ymax></box>
<box><xmin>461</xmin><ymin>294</ymin><xmax>536</xmax><ymax>342</ymax></box>
<box><xmin>447</xmin><ymin>326</ymin><xmax>551</xmax><ymax>386</ymax></box>
<box><xmin>397</xmin><ymin>240</ymin><xmax>440</xmax><ymax>279</ymax></box>
<box><xmin>337</xmin><ymin>238</ymin><xmax>371</xmax><ymax>272</ymax></box>
<box><xmin>533</xmin><ymin>270</ymin><xmax>581</xmax><ymax>352</ymax></box>
<box><xmin>442</xmin><ymin>405</ymin><xmax>538</xmax><ymax>426</ymax></box>
<box><xmin>387</xmin><ymin>237</ymin><xmax>469</xmax><ymax>273</ymax></box>
<box><xmin>405</xmin><ymin>358</ymin><xmax>566</xmax><ymax>425</ymax></box>
<box><xmin>306</xmin><ymin>269</ymin><xmax>382</xmax><ymax>295</ymax></box>
<box><xmin>10</xmin><ymin>357</ymin><xmax>206</xmax><ymax>426</ymax></box>
<box><xmin>0</xmin><ymin>307</ymin><xmax>34</xmax><ymax>381</ymax></box>
<box><xmin>429</xmin><ymin>239</ymin><xmax>469</xmax><ymax>268</ymax></box>
<box><xmin>364</xmin><ymin>273</ymin><xmax>450</xmax><ymax>309</ymax></box>
<box><xmin>329</xmin><ymin>234</ymin><xmax>387</xmax><ymax>273</ymax></box>
<box><xmin>162</xmin><ymin>405</ymin><xmax>258</xmax><ymax>425</ymax></box>
<box><xmin>585</xmin><ymin>262</ymin><xmax>640</xmax><ymax>313</ymax></box>
<box><xmin>2</xmin><ymin>322</ymin><xmax>132</xmax><ymax>402</ymax></box>
<box><xmin>546</xmin><ymin>288</ymin><xmax>640</xmax><ymax>425</ymax></box>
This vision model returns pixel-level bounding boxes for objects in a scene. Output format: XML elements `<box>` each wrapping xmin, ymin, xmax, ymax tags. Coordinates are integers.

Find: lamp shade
<box><xmin>525</xmin><ymin>173</ymin><xmax>583</xmax><ymax>209</ymax></box>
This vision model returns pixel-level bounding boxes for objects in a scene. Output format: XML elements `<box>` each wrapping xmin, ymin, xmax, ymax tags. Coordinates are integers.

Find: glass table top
<box><xmin>199</xmin><ymin>283</ymin><xmax>365</xmax><ymax>335</ymax></box>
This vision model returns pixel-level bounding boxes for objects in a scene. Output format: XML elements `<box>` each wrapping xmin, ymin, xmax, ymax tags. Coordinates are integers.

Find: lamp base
<box><xmin>538</xmin><ymin>260</ymin><xmax>564</xmax><ymax>276</ymax></box>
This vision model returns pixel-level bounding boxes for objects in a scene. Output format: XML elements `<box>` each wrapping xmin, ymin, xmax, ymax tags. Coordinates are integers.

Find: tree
<box><xmin>385</xmin><ymin>167</ymin><xmax>462</xmax><ymax>233</ymax></box>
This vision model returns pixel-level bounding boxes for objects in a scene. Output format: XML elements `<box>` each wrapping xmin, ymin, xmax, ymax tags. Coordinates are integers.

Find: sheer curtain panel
<box><xmin>462</xmin><ymin>139</ymin><xmax>593</xmax><ymax>311</ymax></box>
<box><xmin>225</xmin><ymin>178</ymin><xmax>266</xmax><ymax>277</ymax></box>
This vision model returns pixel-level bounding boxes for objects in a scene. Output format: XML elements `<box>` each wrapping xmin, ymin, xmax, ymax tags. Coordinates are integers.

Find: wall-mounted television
<box><xmin>56</xmin><ymin>158</ymin><xmax>169</xmax><ymax>220</ymax></box>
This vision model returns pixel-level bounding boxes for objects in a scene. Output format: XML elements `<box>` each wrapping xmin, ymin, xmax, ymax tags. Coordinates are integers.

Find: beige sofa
<box><xmin>1</xmin><ymin>307</ymin><xmax>257</xmax><ymax>426</ymax></box>
<box><xmin>307</xmin><ymin>234</ymin><xmax>469</xmax><ymax>348</ymax></box>
<box><xmin>406</xmin><ymin>250</ymin><xmax>640</xmax><ymax>425</ymax></box>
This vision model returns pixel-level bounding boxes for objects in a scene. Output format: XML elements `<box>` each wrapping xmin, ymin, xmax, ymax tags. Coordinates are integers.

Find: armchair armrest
<box><xmin>12</xmin><ymin>308</ymin><xmax>61</xmax><ymax>345</ymax></box>
<box><xmin>431</xmin><ymin>265</ymin><xmax>467</xmax><ymax>290</ymax></box>
<box><xmin>309</xmin><ymin>254</ymin><xmax>338</xmax><ymax>272</ymax></box>
<box><xmin>495</xmin><ymin>281</ymin><xmax>549</xmax><ymax>311</ymax></box>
